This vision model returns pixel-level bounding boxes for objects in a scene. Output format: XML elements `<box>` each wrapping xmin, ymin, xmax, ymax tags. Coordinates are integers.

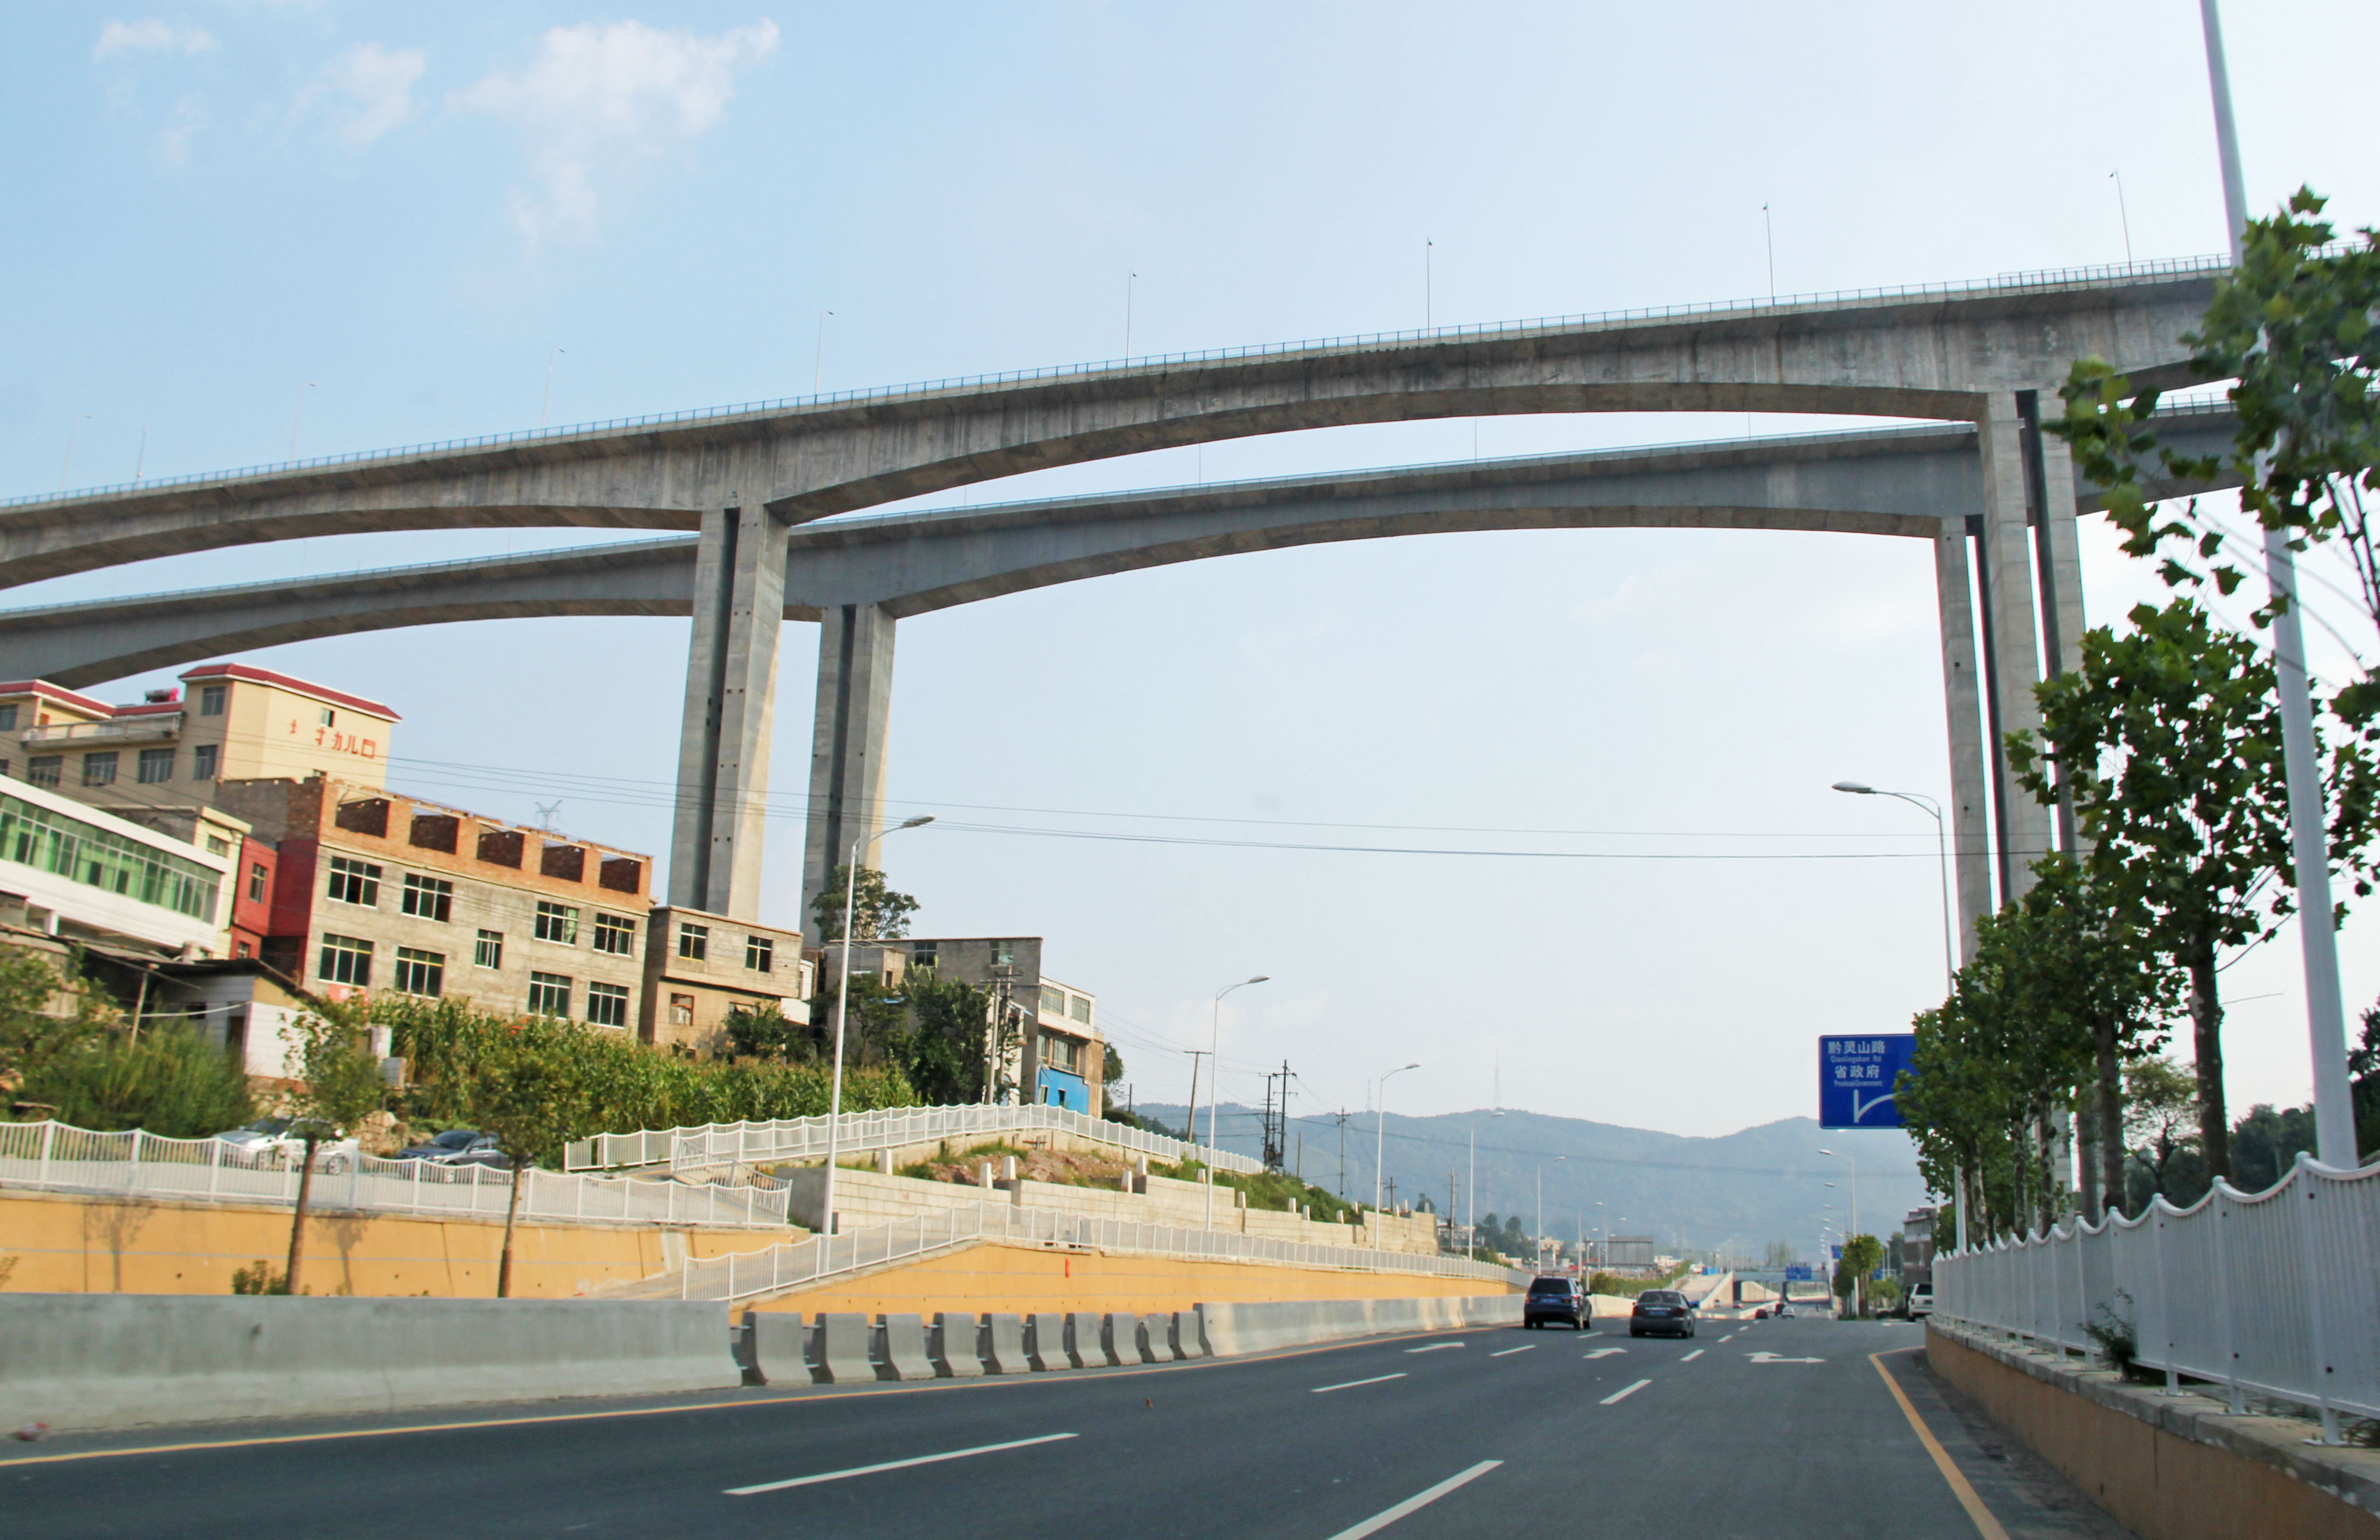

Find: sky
<box><xmin>4</xmin><ymin>1</ymin><xmax>2378</xmax><ymax>1153</ymax></box>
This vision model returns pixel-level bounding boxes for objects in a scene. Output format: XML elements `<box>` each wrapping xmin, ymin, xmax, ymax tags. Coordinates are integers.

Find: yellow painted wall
<box><xmin>749</xmin><ymin>1240</ymin><xmax>1515</xmax><ymax>1319</ymax></box>
<box><xmin>0</xmin><ymin>1190</ymin><xmax>788</xmax><ymax>1300</ymax></box>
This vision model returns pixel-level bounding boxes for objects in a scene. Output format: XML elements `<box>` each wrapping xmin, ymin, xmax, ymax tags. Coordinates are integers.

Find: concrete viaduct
<box><xmin>0</xmin><ymin>256</ymin><xmax>2233</xmax><ymax>946</ymax></box>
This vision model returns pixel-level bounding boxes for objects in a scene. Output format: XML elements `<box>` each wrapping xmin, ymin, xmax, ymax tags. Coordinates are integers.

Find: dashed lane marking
<box><xmin>1582</xmin><ymin>1348</ymin><xmax>1627</xmax><ymax>1359</ymax></box>
<box><xmin>1720</xmin><ymin>1334</ymin><xmax>1737</xmax><ymax>1342</ymax></box>
<box><xmin>726</xmin><ymin>1433</ymin><xmax>1077</xmax><ymax>1495</ymax></box>
<box><xmin>1679</xmin><ymin>1349</ymin><xmax>1704</xmax><ymax>1363</ymax></box>
<box><xmin>1404</xmin><ymin>1342</ymin><xmax>1464</xmax><ymax>1354</ymax></box>
<box><xmin>1599</xmin><ymin>1378</ymin><xmax>1652</xmax><ymax>1405</ymax></box>
<box><xmin>1312</xmin><ymin>1373</ymin><xmax>1408</xmax><ymax>1394</ymax></box>
<box><xmin>1322</xmin><ymin>1460</ymin><xmax>1503</xmax><ymax>1540</ymax></box>
<box><xmin>1488</xmin><ymin>1345</ymin><xmax>1535</xmax><ymax>1358</ymax></box>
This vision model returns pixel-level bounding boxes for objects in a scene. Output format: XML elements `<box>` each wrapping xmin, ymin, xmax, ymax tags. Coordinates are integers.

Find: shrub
<box><xmin>21</xmin><ymin>1023</ymin><xmax>254</xmax><ymax>1136</ymax></box>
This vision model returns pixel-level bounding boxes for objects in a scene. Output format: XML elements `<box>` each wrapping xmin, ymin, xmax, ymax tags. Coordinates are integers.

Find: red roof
<box><xmin>178</xmin><ymin>663</ymin><xmax>400</xmax><ymax>722</ymax></box>
<box><xmin>0</xmin><ymin>680</ymin><xmax>116</xmax><ymax>717</ymax></box>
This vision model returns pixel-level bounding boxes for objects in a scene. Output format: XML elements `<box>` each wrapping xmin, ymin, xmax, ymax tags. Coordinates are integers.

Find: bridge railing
<box><xmin>563</xmin><ymin>1101</ymin><xmax>1264</xmax><ymax>1178</ymax></box>
<box><xmin>0</xmin><ymin>1120</ymin><xmax>791</xmax><ymax>1229</ymax></box>
<box><xmin>677</xmin><ymin>1198</ymin><xmax>1531</xmax><ymax>1303</ymax></box>
<box><xmin>13</xmin><ymin>252</ymin><xmax>2247</xmax><ymax>511</ymax></box>
<box><xmin>1931</xmin><ymin>1152</ymin><xmax>2380</xmax><ymax>1434</ymax></box>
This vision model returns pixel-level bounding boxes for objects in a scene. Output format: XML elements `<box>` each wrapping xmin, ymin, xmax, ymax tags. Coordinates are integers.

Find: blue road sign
<box><xmin>1818</xmin><ymin>1033</ymin><xmax>1917</xmax><ymax>1128</ymax></box>
<box><xmin>1784</xmin><ymin>1264</ymin><xmax>1813</xmax><ymax>1281</ymax></box>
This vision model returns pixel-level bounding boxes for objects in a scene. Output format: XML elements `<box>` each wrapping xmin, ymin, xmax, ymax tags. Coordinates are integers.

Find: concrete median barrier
<box><xmin>983</xmin><ymin>1313</ymin><xmax>1026</xmax><ymax>1374</ymax></box>
<box><xmin>931</xmin><ymin>1313</ymin><xmax>983</xmax><ymax>1378</ymax></box>
<box><xmin>1026</xmin><ymin>1313</ymin><xmax>1069</xmax><ymax>1371</ymax></box>
<box><xmin>878</xmin><ymin>1314</ymin><xmax>936</xmax><ymax>1382</ymax></box>
<box><xmin>1170</xmin><ymin>1310</ymin><xmax>1206</xmax><ymax>1359</ymax></box>
<box><xmin>1194</xmin><ymin>1294</ymin><xmax>1520</xmax><ymax>1358</ymax></box>
<box><xmin>1066</xmin><ymin>1311</ymin><xmax>1104</xmax><ymax>1367</ymax></box>
<box><xmin>1097</xmin><ymin>1313</ymin><xmax>1133</xmax><ymax>1366</ymax></box>
<box><xmin>743</xmin><ymin>1308</ymin><xmax>811</xmax><ymax>1386</ymax></box>
<box><xmin>0</xmin><ymin>1294</ymin><xmax>740</xmax><ymax>1434</ymax></box>
<box><xmin>813</xmin><ymin>1312</ymin><xmax>875</xmax><ymax>1384</ymax></box>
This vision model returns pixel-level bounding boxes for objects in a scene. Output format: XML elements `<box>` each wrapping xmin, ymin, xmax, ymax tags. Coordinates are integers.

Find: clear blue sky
<box><xmin>4</xmin><ymin>2</ymin><xmax>2375</xmax><ymax>1147</ymax></box>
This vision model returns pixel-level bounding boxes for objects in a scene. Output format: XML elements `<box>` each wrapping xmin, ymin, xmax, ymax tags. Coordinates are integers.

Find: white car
<box><xmin>1909</xmin><ymin>1283</ymin><xmax>1934</xmax><ymax>1320</ymax></box>
<box><xmin>214</xmin><ymin>1118</ymin><xmax>361</xmax><ymax>1173</ymax></box>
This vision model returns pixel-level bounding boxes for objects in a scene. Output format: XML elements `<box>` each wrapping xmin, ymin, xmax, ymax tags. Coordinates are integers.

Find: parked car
<box><xmin>1629</xmin><ymin>1289</ymin><xmax>1696</xmax><ymax>1339</ymax></box>
<box><xmin>393</xmin><ymin>1128</ymin><xmax>506</xmax><ymax>1167</ymax></box>
<box><xmin>1523</xmin><ymin>1274</ymin><xmax>1590</xmax><ymax>1330</ymax></box>
<box><xmin>1908</xmin><ymin>1283</ymin><xmax>1934</xmax><ymax>1320</ymax></box>
<box><xmin>213</xmin><ymin>1118</ymin><xmax>359</xmax><ymax>1173</ymax></box>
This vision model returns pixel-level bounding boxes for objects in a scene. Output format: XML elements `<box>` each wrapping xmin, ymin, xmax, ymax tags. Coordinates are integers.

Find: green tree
<box><xmin>0</xmin><ymin>942</ymin><xmax>114</xmax><ymax>1101</ymax></box>
<box><xmin>22</xmin><ymin>1024</ymin><xmax>253</xmax><ymax>1137</ymax></box>
<box><xmin>2123</xmin><ymin>1056</ymin><xmax>2203</xmax><ymax>1210</ymax></box>
<box><xmin>1100</xmin><ymin>1042</ymin><xmax>1125</xmax><ymax>1116</ymax></box>
<box><xmin>2009</xmin><ymin>599</ymin><xmax>2380</xmax><ymax>1181</ymax></box>
<box><xmin>1833</xmin><ymin>1233</ymin><xmax>1883</xmax><ymax>1317</ymax></box>
<box><xmin>902</xmin><ymin>971</ymin><xmax>994</xmax><ymax>1103</ymax></box>
<box><xmin>810</xmin><ymin>865</ymin><xmax>919</xmax><ymax>942</ymax></box>
<box><xmin>468</xmin><ymin>1037</ymin><xmax>593</xmax><ymax>1299</ymax></box>
<box><xmin>282</xmin><ymin>1011</ymin><xmax>387</xmax><ymax>1296</ymax></box>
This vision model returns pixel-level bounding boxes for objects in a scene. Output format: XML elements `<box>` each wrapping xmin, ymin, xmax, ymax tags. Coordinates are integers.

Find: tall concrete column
<box><xmin>669</xmin><ymin>502</ymin><xmax>787</xmax><ymax>918</ymax></box>
<box><xmin>802</xmin><ymin>603</ymin><xmax>897</xmax><ymax>941</ymax></box>
<box><xmin>2026</xmin><ymin>396</ymin><xmax>2089</xmax><ymax>856</ymax></box>
<box><xmin>1934</xmin><ymin>525</ymin><xmax>1994</xmax><ymax>966</ymax></box>
<box><xmin>1975</xmin><ymin>397</ymin><xmax>2053</xmax><ymax>904</ymax></box>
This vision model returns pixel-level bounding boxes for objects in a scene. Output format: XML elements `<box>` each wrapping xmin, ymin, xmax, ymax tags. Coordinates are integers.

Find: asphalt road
<box><xmin>5</xmin><ymin>1317</ymin><xmax>2132</xmax><ymax>1539</ymax></box>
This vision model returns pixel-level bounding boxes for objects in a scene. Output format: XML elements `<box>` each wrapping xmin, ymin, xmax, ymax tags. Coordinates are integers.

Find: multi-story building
<box><xmin>0</xmin><ymin>664</ymin><xmax>399</xmax><ymax>809</ymax></box>
<box><xmin>641</xmin><ymin>905</ymin><xmax>814</xmax><ymax>1054</ymax></box>
<box><xmin>0</xmin><ymin>772</ymin><xmax>238</xmax><ymax>959</ymax></box>
<box><xmin>218</xmin><ymin>778</ymin><xmax>653</xmax><ymax>1029</ymax></box>
<box><xmin>819</xmin><ymin>935</ymin><xmax>1106</xmax><ymax>1111</ymax></box>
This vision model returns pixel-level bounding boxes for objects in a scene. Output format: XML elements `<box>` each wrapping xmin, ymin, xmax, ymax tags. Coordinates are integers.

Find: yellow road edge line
<box><xmin>1870</xmin><ymin>1349</ymin><xmax>2010</xmax><ymax>1540</ymax></box>
<box><xmin>0</xmin><ymin>1320</ymin><xmax>1517</xmax><ymax>1469</ymax></box>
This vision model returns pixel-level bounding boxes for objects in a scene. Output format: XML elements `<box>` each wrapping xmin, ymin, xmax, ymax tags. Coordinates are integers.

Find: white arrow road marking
<box><xmin>1404</xmin><ymin>1342</ymin><xmax>1464</xmax><ymax>1354</ymax></box>
<box><xmin>1600</xmin><ymin>1378</ymin><xmax>1652</xmax><ymax>1405</ymax></box>
<box><xmin>1679</xmin><ymin>1349</ymin><xmax>1704</xmax><ymax>1363</ymax></box>
<box><xmin>1489</xmin><ymin>1345</ymin><xmax>1535</xmax><ymax>1358</ymax></box>
<box><xmin>1582</xmin><ymin>1348</ymin><xmax>1627</xmax><ymax>1359</ymax></box>
<box><xmin>1323</xmin><ymin>1461</ymin><xmax>1504</xmax><ymax>1540</ymax></box>
<box><xmin>1313</xmin><ymin>1373</ymin><xmax>1408</xmax><ymax>1393</ymax></box>
<box><xmin>727</xmin><ymin>1433</ymin><xmax>1077</xmax><ymax>1494</ymax></box>
<box><xmin>1746</xmin><ymin>1351</ymin><xmax>1826</xmax><ymax>1364</ymax></box>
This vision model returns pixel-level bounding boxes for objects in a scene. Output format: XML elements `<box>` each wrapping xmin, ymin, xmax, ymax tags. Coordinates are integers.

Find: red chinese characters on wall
<box><xmin>286</xmin><ymin>717</ymin><xmax>380</xmax><ymax>760</ymax></box>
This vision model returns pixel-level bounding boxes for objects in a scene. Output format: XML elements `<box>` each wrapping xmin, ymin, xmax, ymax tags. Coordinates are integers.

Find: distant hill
<box><xmin>1136</xmin><ymin>1101</ymin><xmax>1929</xmax><ymax>1263</ymax></box>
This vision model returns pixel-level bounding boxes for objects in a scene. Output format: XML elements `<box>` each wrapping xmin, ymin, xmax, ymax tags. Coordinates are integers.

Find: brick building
<box><xmin>641</xmin><ymin>904</ymin><xmax>814</xmax><ymax>1055</ymax></box>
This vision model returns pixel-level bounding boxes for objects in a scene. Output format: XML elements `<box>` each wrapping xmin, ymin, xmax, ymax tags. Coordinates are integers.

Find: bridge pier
<box><xmin>1932</xmin><ymin>526</ymin><xmax>1995</xmax><ymax>967</ymax></box>
<box><xmin>668</xmin><ymin>503</ymin><xmax>787</xmax><ymax>918</ymax></box>
<box><xmin>1973</xmin><ymin>396</ymin><xmax>2057</xmax><ymax>909</ymax></box>
<box><xmin>801</xmin><ymin>602</ymin><xmax>898</xmax><ymax>941</ymax></box>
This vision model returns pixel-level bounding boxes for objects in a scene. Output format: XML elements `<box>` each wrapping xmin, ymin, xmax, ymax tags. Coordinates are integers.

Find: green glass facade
<box><xmin>0</xmin><ymin>792</ymin><xmax>221</xmax><ymax>923</ymax></box>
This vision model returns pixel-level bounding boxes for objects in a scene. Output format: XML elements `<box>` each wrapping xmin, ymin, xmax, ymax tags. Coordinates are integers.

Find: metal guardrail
<box><xmin>566</xmin><ymin>1101</ymin><xmax>1266</xmax><ymax>1178</ymax></box>
<box><xmin>1931</xmin><ymin>1152</ymin><xmax>2380</xmax><ymax>1438</ymax></box>
<box><xmin>0</xmin><ymin>1120</ymin><xmax>791</xmax><ymax>1230</ymax></box>
<box><xmin>10</xmin><ymin>253</ymin><xmax>2237</xmax><ymax>511</ymax></box>
<box><xmin>677</xmin><ymin>1198</ymin><xmax>1532</xmax><ymax>1303</ymax></box>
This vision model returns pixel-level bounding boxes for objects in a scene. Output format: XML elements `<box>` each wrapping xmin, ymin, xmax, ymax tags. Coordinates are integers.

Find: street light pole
<box><xmin>1375</xmin><ymin>1063</ymin><xmax>1418</xmax><ymax>1248</ymax></box>
<box><xmin>1819</xmin><ymin>1148</ymin><xmax>1858</xmax><ymax>1240</ymax></box>
<box><xmin>1831</xmin><ymin>781</ymin><xmax>1954</xmax><ymax>990</ymax></box>
<box><xmin>820</xmin><ymin>814</ymin><xmax>934</xmax><ymax>1239</ymax></box>
<box><xmin>1205</xmin><ymin>976</ymin><xmax>1268</xmax><ymax>1230</ymax></box>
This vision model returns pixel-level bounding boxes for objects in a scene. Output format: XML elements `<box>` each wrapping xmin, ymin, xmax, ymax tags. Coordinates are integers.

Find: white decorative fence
<box><xmin>567</xmin><ymin>1101</ymin><xmax>1265</xmax><ymax>1178</ymax></box>
<box><xmin>1932</xmin><ymin>1152</ymin><xmax>2380</xmax><ymax>1437</ymax></box>
<box><xmin>0</xmin><ymin>1121</ymin><xmax>791</xmax><ymax>1230</ymax></box>
<box><xmin>678</xmin><ymin>1198</ymin><xmax>1532</xmax><ymax>1303</ymax></box>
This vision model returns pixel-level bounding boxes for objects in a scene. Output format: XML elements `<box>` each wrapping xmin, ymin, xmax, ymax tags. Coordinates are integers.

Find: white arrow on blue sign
<box><xmin>1817</xmin><ymin>1034</ymin><xmax>1917</xmax><ymax>1129</ymax></box>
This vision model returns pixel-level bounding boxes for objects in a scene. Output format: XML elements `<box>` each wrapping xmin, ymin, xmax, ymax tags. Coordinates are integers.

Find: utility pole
<box><xmin>1184</xmin><ymin>1050</ymin><xmax>1210</xmax><ymax>1161</ymax></box>
<box><xmin>1385</xmin><ymin>1177</ymin><xmax>1398</xmax><ymax>1213</ymax></box>
<box><xmin>1333</xmin><ymin>1109</ymin><xmax>1350</xmax><ymax>1198</ymax></box>
<box><xmin>1448</xmin><ymin>1168</ymin><xmax>1459</xmax><ymax>1252</ymax></box>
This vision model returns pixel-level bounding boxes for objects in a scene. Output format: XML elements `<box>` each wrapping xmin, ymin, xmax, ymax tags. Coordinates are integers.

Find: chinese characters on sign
<box><xmin>1817</xmin><ymin>1034</ymin><xmax>1917</xmax><ymax>1129</ymax></box>
<box><xmin>287</xmin><ymin>717</ymin><xmax>379</xmax><ymax>760</ymax></box>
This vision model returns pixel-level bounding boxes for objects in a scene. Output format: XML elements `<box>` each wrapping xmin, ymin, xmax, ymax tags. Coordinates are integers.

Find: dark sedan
<box><xmin>1523</xmin><ymin>1275</ymin><xmax>1590</xmax><ymax>1330</ymax></box>
<box><xmin>1629</xmin><ymin>1288</ymin><xmax>1696</xmax><ymax>1338</ymax></box>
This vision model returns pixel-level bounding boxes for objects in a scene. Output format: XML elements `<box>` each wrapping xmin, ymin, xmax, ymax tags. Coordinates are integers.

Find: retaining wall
<box><xmin>0</xmin><ymin>1188</ymin><xmax>789</xmax><ymax>1299</ymax></box>
<box><xmin>1926</xmin><ymin>1321</ymin><xmax>2380</xmax><ymax>1540</ymax></box>
<box><xmin>0</xmin><ymin>1294</ymin><xmax>739</xmax><ymax>1433</ymax></box>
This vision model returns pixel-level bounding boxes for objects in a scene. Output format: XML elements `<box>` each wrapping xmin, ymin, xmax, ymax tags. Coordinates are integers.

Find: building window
<box><xmin>474</xmin><ymin>929</ymin><xmax>503</xmax><ymax>969</ymax></box>
<box><xmin>248</xmin><ymin>862</ymin><xmax>270</xmax><ymax>902</ymax></box>
<box><xmin>668</xmin><ymin>993</ymin><xmax>695</xmax><ymax>1027</ymax></box>
<box><xmin>1039</xmin><ymin>1033</ymin><xmax>1080</xmax><ymax>1073</ymax></box>
<box><xmin>401</xmin><ymin>873</ymin><xmax>453</xmax><ymax>922</ymax></box>
<box><xmin>26</xmin><ymin>757</ymin><xmax>61</xmax><ymax>788</ymax></box>
<box><xmin>0</xmin><ymin>791</ymin><xmax>223</xmax><ymax>923</ymax></box>
<box><xmin>527</xmin><ymin>972</ymin><xmax>571</xmax><ymax>1018</ymax></box>
<box><xmin>592</xmin><ymin>912</ymin><xmax>635</xmax><ymax>956</ymax></box>
<box><xmin>677</xmin><ymin>922</ymin><xmax>708</xmax><ymax>961</ymax></box>
<box><xmin>1070</xmin><ymin>994</ymin><xmax>1092</xmax><ymax>1024</ymax></box>
<box><xmin>235</xmin><ymin>941</ymin><xmax>252</xmax><ymax>959</ymax></box>
<box><xmin>394</xmin><ymin>947</ymin><xmax>445</xmax><ymax>997</ymax></box>
<box><xmin>909</xmin><ymin>941</ymin><xmax>937</xmax><ymax>971</ymax></box>
<box><xmin>82</xmin><ymin>752</ymin><xmax>117</xmax><ymax>787</ymax></box>
<box><xmin>0</xmin><ymin>704</ymin><xmax>15</xmax><ymax>730</ymax></box>
<box><xmin>199</xmin><ymin>686</ymin><xmax>226</xmax><ymax>716</ymax></box>
<box><xmin>192</xmin><ymin>744</ymin><xmax>219</xmax><ymax>781</ymax></box>
<box><xmin>318</xmin><ymin>933</ymin><xmax>373</xmax><ymax>986</ymax></box>
<box><xmin>534</xmin><ymin>901</ymin><xmax>579</xmax><ymax>944</ymax></box>
<box><xmin>1040</xmin><ymin>984</ymin><xmax>1065</xmax><ymax>1015</ymax></box>
<box><xmin>319</xmin><ymin>706</ymin><xmax>336</xmax><ymax>727</ymax></box>
<box><xmin>137</xmin><ymin>747</ymin><xmax>174</xmax><ymax>784</ymax></box>
<box><xmin>586</xmin><ymin>981</ymin><xmax>630</xmax><ymax>1028</ymax></box>
<box><xmin>325</xmin><ymin>855</ymin><xmax>381</xmax><ymax>907</ymax></box>
<box><xmin>991</xmin><ymin>940</ymin><xmax>1014</xmax><ymax>967</ymax></box>
<box><xmin>744</xmin><ymin>935</ymin><xmax>773</xmax><ymax>972</ymax></box>
<box><xmin>204</xmin><ymin>834</ymin><xmax>229</xmax><ymax>856</ymax></box>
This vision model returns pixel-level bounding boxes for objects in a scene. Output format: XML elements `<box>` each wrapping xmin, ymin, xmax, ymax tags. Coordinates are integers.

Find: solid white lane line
<box><xmin>1323</xmin><ymin>1460</ymin><xmax>1504</xmax><ymax>1540</ymax></box>
<box><xmin>726</xmin><ymin>1433</ymin><xmax>1076</xmax><ymax>1495</ymax></box>
<box><xmin>1489</xmin><ymin>1345</ymin><xmax>1535</xmax><ymax>1358</ymax></box>
<box><xmin>1600</xmin><ymin>1378</ymin><xmax>1652</xmax><ymax>1405</ymax></box>
<box><xmin>1404</xmin><ymin>1342</ymin><xmax>1464</xmax><ymax>1354</ymax></box>
<box><xmin>1680</xmin><ymin>1349</ymin><xmax>1704</xmax><ymax>1363</ymax></box>
<box><xmin>1312</xmin><ymin>1373</ymin><xmax>1409</xmax><ymax>1394</ymax></box>
<box><xmin>1583</xmin><ymin>1348</ymin><xmax>1627</xmax><ymax>1359</ymax></box>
